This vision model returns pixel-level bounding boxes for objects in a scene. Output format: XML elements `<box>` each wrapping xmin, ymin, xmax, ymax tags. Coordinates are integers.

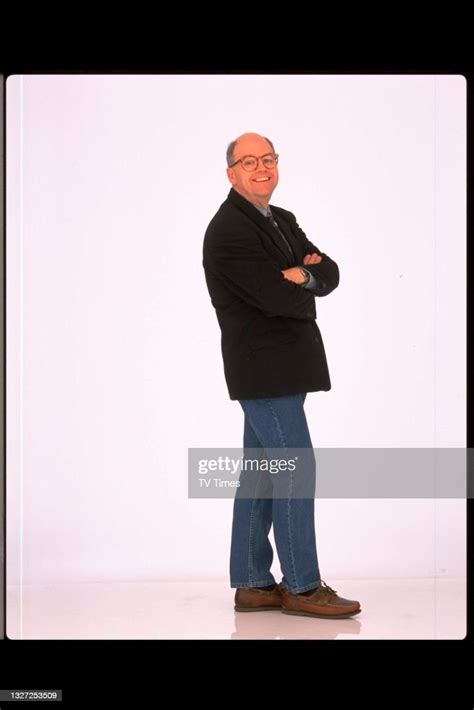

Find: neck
<box><xmin>232</xmin><ymin>186</ymin><xmax>270</xmax><ymax>210</ymax></box>
<box><xmin>252</xmin><ymin>198</ymin><xmax>270</xmax><ymax>209</ymax></box>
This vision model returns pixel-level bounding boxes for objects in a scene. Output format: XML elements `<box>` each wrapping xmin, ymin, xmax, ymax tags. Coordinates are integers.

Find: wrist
<box><xmin>298</xmin><ymin>267</ymin><xmax>310</xmax><ymax>285</ymax></box>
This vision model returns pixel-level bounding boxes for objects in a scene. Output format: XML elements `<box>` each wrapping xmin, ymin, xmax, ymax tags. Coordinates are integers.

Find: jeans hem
<box><xmin>280</xmin><ymin>580</ymin><xmax>321</xmax><ymax>594</ymax></box>
<box><xmin>230</xmin><ymin>579</ymin><xmax>276</xmax><ymax>589</ymax></box>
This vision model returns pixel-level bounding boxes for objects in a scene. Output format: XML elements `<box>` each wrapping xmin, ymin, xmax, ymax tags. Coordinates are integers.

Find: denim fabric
<box><xmin>230</xmin><ymin>393</ymin><xmax>321</xmax><ymax>594</ymax></box>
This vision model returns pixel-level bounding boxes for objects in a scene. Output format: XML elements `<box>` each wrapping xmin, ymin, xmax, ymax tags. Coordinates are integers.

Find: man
<box><xmin>202</xmin><ymin>132</ymin><xmax>361</xmax><ymax>619</ymax></box>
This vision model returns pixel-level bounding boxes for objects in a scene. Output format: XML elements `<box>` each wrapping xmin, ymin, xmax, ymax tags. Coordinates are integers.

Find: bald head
<box><xmin>226</xmin><ymin>133</ymin><xmax>276</xmax><ymax>167</ymax></box>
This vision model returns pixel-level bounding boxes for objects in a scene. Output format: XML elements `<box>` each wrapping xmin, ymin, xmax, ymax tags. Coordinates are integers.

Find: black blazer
<box><xmin>202</xmin><ymin>188</ymin><xmax>340</xmax><ymax>400</ymax></box>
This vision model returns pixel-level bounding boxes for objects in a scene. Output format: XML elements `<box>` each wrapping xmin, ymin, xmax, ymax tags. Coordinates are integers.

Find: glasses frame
<box><xmin>229</xmin><ymin>152</ymin><xmax>279</xmax><ymax>171</ymax></box>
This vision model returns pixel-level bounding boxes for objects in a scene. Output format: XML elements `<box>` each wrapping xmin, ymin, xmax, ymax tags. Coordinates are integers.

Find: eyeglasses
<box><xmin>229</xmin><ymin>153</ymin><xmax>279</xmax><ymax>172</ymax></box>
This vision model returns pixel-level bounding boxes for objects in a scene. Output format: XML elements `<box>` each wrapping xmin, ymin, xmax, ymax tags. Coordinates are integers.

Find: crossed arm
<box><xmin>280</xmin><ymin>211</ymin><xmax>340</xmax><ymax>298</ymax></box>
<box><xmin>206</xmin><ymin>217</ymin><xmax>339</xmax><ymax>320</ymax></box>
<box><xmin>282</xmin><ymin>252</ymin><xmax>323</xmax><ymax>289</ymax></box>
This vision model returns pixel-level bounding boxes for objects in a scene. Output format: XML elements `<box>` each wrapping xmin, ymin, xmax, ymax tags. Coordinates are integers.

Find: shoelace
<box><xmin>320</xmin><ymin>581</ymin><xmax>337</xmax><ymax>595</ymax></box>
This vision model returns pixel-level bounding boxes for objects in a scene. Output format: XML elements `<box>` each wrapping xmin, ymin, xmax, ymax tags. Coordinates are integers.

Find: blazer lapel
<box><xmin>270</xmin><ymin>209</ymin><xmax>303</xmax><ymax>264</ymax></box>
<box><xmin>227</xmin><ymin>188</ymin><xmax>293</xmax><ymax>264</ymax></box>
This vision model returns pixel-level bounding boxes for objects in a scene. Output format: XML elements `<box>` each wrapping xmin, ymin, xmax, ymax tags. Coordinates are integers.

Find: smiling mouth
<box><xmin>253</xmin><ymin>177</ymin><xmax>271</xmax><ymax>182</ymax></box>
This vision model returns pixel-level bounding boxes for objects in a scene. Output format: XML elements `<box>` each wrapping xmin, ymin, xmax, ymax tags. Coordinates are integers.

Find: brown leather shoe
<box><xmin>280</xmin><ymin>581</ymin><xmax>361</xmax><ymax>619</ymax></box>
<box><xmin>234</xmin><ymin>584</ymin><xmax>282</xmax><ymax>612</ymax></box>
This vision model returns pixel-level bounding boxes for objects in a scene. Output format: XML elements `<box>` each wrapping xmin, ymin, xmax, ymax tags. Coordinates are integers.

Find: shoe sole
<box><xmin>234</xmin><ymin>605</ymin><xmax>282</xmax><ymax>612</ymax></box>
<box><xmin>281</xmin><ymin>607</ymin><xmax>362</xmax><ymax>619</ymax></box>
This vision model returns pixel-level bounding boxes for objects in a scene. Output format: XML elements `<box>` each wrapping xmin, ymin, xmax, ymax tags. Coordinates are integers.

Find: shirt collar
<box><xmin>252</xmin><ymin>202</ymin><xmax>272</xmax><ymax>218</ymax></box>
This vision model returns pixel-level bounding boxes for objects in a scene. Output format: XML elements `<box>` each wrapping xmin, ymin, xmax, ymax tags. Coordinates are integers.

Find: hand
<box><xmin>281</xmin><ymin>267</ymin><xmax>307</xmax><ymax>284</ymax></box>
<box><xmin>303</xmin><ymin>252</ymin><xmax>322</xmax><ymax>265</ymax></box>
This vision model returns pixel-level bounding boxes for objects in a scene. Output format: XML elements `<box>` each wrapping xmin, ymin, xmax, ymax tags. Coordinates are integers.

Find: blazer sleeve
<box><xmin>285</xmin><ymin>210</ymin><xmax>340</xmax><ymax>297</ymax></box>
<box><xmin>205</xmin><ymin>228</ymin><xmax>315</xmax><ymax>321</ymax></box>
<box><xmin>300</xmin><ymin>267</ymin><xmax>319</xmax><ymax>293</ymax></box>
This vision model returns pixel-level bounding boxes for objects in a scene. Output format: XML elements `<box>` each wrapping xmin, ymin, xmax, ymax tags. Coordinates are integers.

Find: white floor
<box><xmin>6</xmin><ymin>577</ymin><xmax>466</xmax><ymax>640</ymax></box>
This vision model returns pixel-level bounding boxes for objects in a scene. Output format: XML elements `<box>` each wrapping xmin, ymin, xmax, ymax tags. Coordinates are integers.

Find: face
<box><xmin>226</xmin><ymin>133</ymin><xmax>279</xmax><ymax>207</ymax></box>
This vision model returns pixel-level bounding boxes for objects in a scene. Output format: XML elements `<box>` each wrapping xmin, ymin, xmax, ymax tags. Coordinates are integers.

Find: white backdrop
<box><xmin>6</xmin><ymin>74</ymin><xmax>466</xmax><ymax>587</ymax></box>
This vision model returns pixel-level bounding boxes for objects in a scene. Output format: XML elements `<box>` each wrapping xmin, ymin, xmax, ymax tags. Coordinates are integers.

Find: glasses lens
<box><xmin>241</xmin><ymin>157</ymin><xmax>258</xmax><ymax>171</ymax></box>
<box><xmin>262</xmin><ymin>155</ymin><xmax>276</xmax><ymax>168</ymax></box>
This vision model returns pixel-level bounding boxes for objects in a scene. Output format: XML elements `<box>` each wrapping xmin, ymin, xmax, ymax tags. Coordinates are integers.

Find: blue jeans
<box><xmin>230</xmin><ymin>393</ymin><xmax>321</xmax><ymax>594</ymax></box>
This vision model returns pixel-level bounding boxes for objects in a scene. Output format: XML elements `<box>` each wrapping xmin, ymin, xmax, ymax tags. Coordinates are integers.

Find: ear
<box><xmin>226</xmin><ymin>167</ymin><xmax>237</xmax><ymax>186</ymax></box>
